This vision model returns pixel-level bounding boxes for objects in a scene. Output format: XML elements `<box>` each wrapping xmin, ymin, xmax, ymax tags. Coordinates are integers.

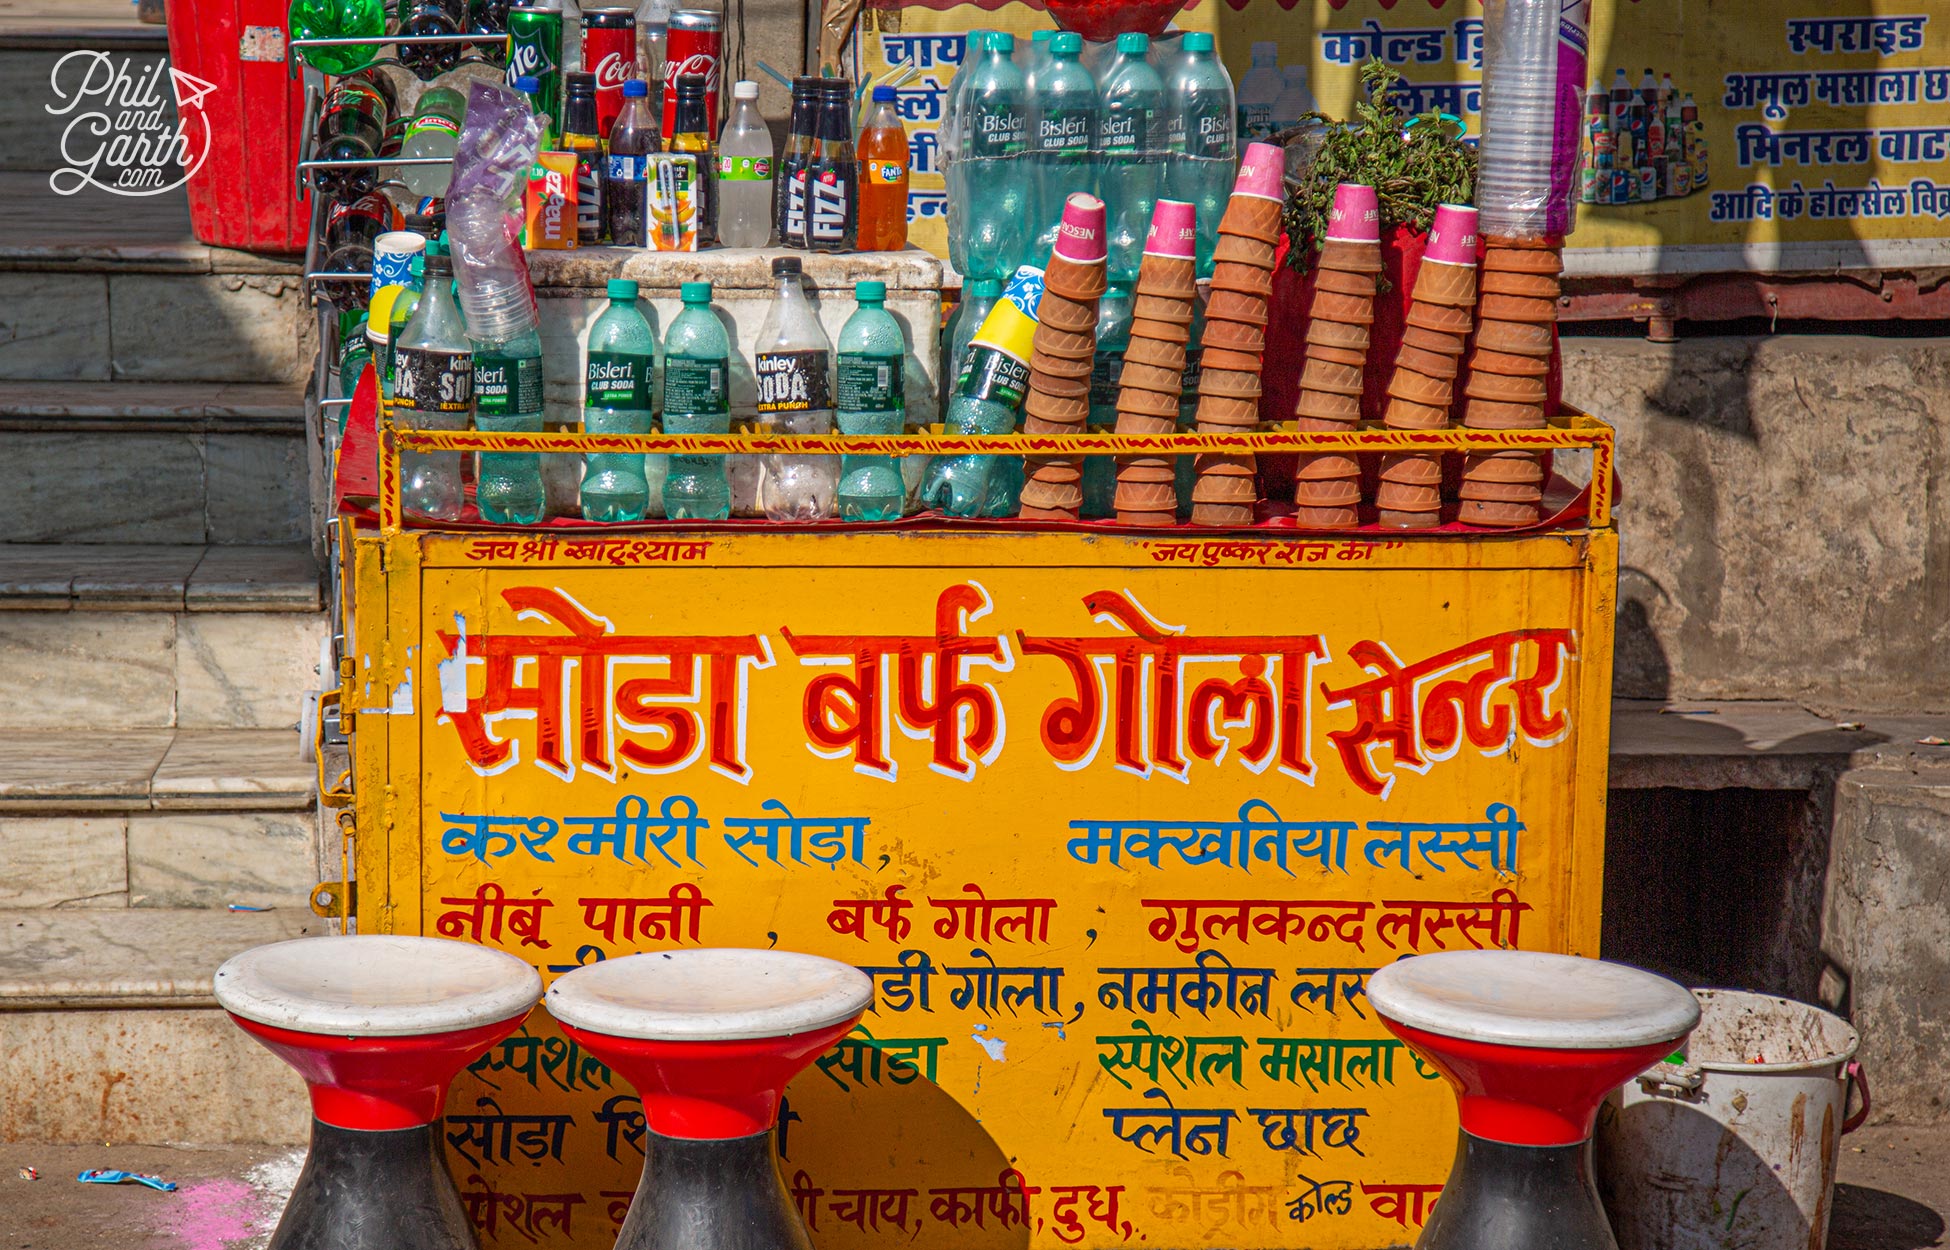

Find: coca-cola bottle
<box><xmin>312</xmin><ymin>71</ymin><xmax>396</xmax><ymax>201</ymax></box>
<box><xmin>321</xmin><ymin>192</ymin><xmax>394</xmax><ymax>310</ymax></box>
<box><xmin>468</xmin><ymin>0</ymin><xmax>512</xmax><ymax>67</ymax></box>
<box><xmin>398</xmin><ymin>0</ymin><xmax>467</xmax><ymax>79</ymax></box>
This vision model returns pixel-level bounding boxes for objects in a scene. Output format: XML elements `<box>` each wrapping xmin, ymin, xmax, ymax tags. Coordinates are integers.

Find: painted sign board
<box><xmin>346</xmin><ymin>526</ymin><xmax>1615</xmax><ymax>1249</ymax></box>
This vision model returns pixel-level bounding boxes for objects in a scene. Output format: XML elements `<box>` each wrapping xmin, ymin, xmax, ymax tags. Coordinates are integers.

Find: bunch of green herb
<box><xmin>1274</xmin><ymin>59</ymin><xmax>1477</xmax><ymax>271</ymax></box>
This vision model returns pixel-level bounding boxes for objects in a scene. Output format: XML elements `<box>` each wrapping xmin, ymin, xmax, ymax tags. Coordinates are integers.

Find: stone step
<box><xmin>0</xmin><ymin>906</ymin><xmax>316</xmax><ymax>1144</ymax></box>
<box><xmin>0</xmin><ymin>172</ymin><xmax>312</xmax><ymax>384</ymax></box>
<box><xmin>0</xmin><ymin>547</ymin><xmax>328</xmax><ymax>729</ymax></box>
<box><xmin>0</xmin><ymin>728</ymin><xmax>319</xmax><ymax>909</ymax></box>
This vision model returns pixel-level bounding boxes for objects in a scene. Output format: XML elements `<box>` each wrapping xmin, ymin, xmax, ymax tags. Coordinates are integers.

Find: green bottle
<box><xmin>288</xmin><ymin>0</ymin><xmax>387</xmax><ymax>76</ymax></box>
<box><xmin>835</xmin><ymin>280</ymin><xmax>907</xmax><ymax>521</ymax></box>
<box><xmin>660</xmin><ymin>282</ymin><xmax>733</xmax><ymax>521</ymax></box>
<box><xmin>582</xmin><ymin>279</ymin><xmax>662</xmax><ymax>522</ymax></box>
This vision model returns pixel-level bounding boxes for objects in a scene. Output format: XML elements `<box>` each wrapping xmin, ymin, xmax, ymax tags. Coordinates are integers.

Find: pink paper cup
<box><xmin>1053</xmin><ymin>193</ymin><xmax>1107</xmax><ymax>263</ymax></box>
<box><xmin>1143</xmin><ymin>199</ymin><xmax>1198</xmax><ymax>259</ymax></box>
<box><xmin>1325</xmin><ymin>183</ymin><xmax>1381</xmax><ymax>243</ymax></box>
<box><xmin>1425</xmin><ymin>204</ymin><xmax>1480</xmax><ymax>266</ymax></box>
<box><xmin>1231</xmin><ymin>142</ymin><xmax>1285</xmax><ymax>202</ymax></box>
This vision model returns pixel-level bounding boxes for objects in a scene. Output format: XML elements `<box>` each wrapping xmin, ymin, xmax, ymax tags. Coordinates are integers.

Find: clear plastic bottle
<box><xmin>582</xmin><ymin>278</ymin><xmax>661</xmax><ymax>521</ymax></box>
<box><xmin>1028</xmin><ymin>32</ymin><xmax>1098</xmax><ymax>262</ymax></box>
<box><xmin>472</xmin><ymin>320</ymin><xmax>546</xmax><ymax>525</ymax></box>
<box><xmin>954</xmin><ymin>32</ymin><xmax>1029</xmax><ymax>282</ymax></box>
<box><xmin>1271</xmin><ymin>63</ymin><xmax>1316</xmax><ymax>134</ymax></box>
<box><xmin>940</xmin><ymin>277</ymin><xmax>999</xmax><ymax>410</ymax></box>
<box><xmin>661</xmin><ymin>281</ymin><xmax>733</xmax><ymax>520</ymax></box>
<box><xmin>400</xmin><ymin>84</ymin><xmax>467</xmax><ymax>199</ymax></box>
<box><xmin>921</xmin><ymin>267</ymin><xmax>1039</xmax><ymax>517</ymax></box>
<box><xmin>835</xmin><ymin>280</ymin><xmax>908</xmax><ymax>521</ymax></box>
<box><xmin>1082</xmin><ymin>281</ymin><xmax>1129</xmax><ymax>517</ymax></box>
<box><xmin>1165</xmin><ymin>32</ymin><xmax>1235</xmax><ymax>277</ymax></box>
<box><xmin>604</xmin><ymin>78</ymin><xmax>658</xmax><ymax>246</ymax></box>
<box><xmin>717</xmin><ymin>80</ymin><xmax>776</xmax><ymax>248</ymax></box>
<box><xmin>634</xmin><ymin>0</ymin><xmax>669</xmax><ymax>84</ymax></box>
<box><xmin>1097</xmin><ymin>33</ymin><xmax>1165</xmax><ymax>286</ymax></box>
<box><xmin>392</xmin><ymin>253</ymin><xmax>471</xmax><ymax>521</ymax></box>
<box><xmin>753</xmin><ymin>257</ymin><xmax>837</xmax><ymax>521</ymax></box>
<box><xmin>1236</xmin><ymin>41</ymin><xmax>1282</xmax><ymax>142</ymax></box>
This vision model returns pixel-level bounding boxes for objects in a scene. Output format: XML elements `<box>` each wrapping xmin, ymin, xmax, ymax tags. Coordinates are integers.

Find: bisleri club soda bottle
<box><xmin>391</xmin><ymin>252</ymin><xmax>471</xmax><ymax>521</ymax></box>
<box><xmin>835</xmin><ymin>280</ymin><xmax>908</xmax><ymax>521</ymax></box>
<box><xmin>1028</xmin><ymin>33</ymin><xmax>1098</xmax><ymax>264</ymax></box>
<box><xmin>717</xmin><ymin>80</ymin><xmax>775</xmax><ymax>248</ymax></box>
<box><xmin>1165</xmin><ymin>32</ymin><xmax>1235</xmax><ymax>277</ymax></box>
<box><xmin>470</xmin><ymin>321</ymin><xmax>547</xmax><ymax>526</ymax></box>
<box><xmin>1235</xmin><ymin>41</ymin><xmax>1281</xmax><ymax>141</ymax></box>
<box><xmin>857</xmin><ymin>86</ymin><xmax>910</xmax><ymax>251</ymax></box>
<box><xmin>753</xmin><ymin>257</ymin><xmax>837</xmax><ymax>521</ymax></box>
<box><xmin>1098</xmin><ymin>33</ymin><xmax>1165</xmax><ymax>286</ymax></box>
<box><xmin>661</xmin><ymin>281</ymin><xmax>733</xmax><ymax>520</ymax></box>
<box><xmin>582</xmin><ymin>279</ymin><xmax>661</xmax><ymax>521</ymax></box>
<box><xmin>952</xmin><ymin>32</ymin><xmax>1028</xmax><ymax>282</ymax></box>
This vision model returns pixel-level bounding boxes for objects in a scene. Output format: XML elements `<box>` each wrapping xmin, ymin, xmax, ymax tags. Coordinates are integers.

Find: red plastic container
<box><xmin>164</xmin><ymin>0</ymin><xmax>308</xmax><ymax>252</ymax></box>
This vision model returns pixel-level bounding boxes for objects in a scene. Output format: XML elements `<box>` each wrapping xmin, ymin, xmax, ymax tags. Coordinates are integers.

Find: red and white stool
<box><xmin>1367</xmin><ymin>950</ymin><xmax>1699</xmax><ymax>1250</ymax></box>
<box><xmin>546</xmin><ymin>948</ymin><xmax>873</xmax><ymax>1250</ymax></box>
<box><xmin>214</xmin><ymin>935</ymin><xmax>542</xmax><ymax>1250</ymax></box>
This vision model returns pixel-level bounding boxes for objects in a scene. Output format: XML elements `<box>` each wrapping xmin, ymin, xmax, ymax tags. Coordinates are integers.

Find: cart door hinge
<box><xmin>310</xmin><ymin>880</ymin><xmax>356</xmax><ymax>918</ymax></box>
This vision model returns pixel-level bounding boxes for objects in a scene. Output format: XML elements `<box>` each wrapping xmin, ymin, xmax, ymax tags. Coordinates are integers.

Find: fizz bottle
<box><xmin>562</xmin><ymin>71</ymin><xmax>607</xmax><ymax>243</ymax></box>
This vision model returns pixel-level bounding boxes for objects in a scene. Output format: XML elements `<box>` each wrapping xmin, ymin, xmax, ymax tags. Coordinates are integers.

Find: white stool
<box><xmin>1367</xmin><ymin>950</ymin><xmax>1699</xmax><ymax>1250</ymax></box>
<box><xmin>215</xmin><ymin>935</ymin><xmax>542</xmax><ymax>1250</ymax></box>
<box><xmin>547</xmin><ymin>948</ymin><xmax>873</xmax><ymax>1250</ymax></box>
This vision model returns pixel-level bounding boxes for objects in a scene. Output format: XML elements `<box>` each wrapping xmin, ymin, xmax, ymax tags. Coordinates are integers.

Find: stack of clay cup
<box><xmin>1292</xmin><ymin>183</ymin><xmax>1383</xmax><ymax>530</ymax></box>
<box><xmin>1020</xmin><ymin>193</ymin><xmax>1109</xmax><ymax>521</ymax></box>
<box><xmin>1376</xmin><ymin>204</ymin><xmax>1480</xmax><ymax>529</ymax></box>
<box><xmin>1113</xmin><ymin>198</ymin><xmax>1199</xmax><ymax>526</ymax></box>
<box><xmin>1459</xmin><ymin>234</ymin><xmax>1562</xmax><ymax>526</ymax></box>
<box><xmin>1188</xmin><ymin>142</ymin><xmax>1287</xmax><ymax>528</ymax></box>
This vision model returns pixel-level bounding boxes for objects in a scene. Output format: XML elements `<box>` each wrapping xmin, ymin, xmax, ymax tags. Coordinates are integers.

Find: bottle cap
<box><xmin>1032</xmin><ymin>28</ymin><xmax>1052</xmax><ymax>43</ymax></box>
<box><xmin>1142</xmin><ymin>198</ymin><xmax>1197</xmax><ymax>260</ymax></box>
<box><xmin>991</xmin><ymin>31</ymin><xmax>1014</xmax><ymax>51</ymax></box>
<box><xmin>1183</xmin><ymin>31</ymin><xmax>1213</xmax><ymax>52</ymax></box>
<box><xmin>1325</xmin><ymin>182</ymin><xmax>1381</xmax><ymax>243</ymax></box>
<box><xmin>608</xmin><ymin>278</ymin><xmax>640</xmax><ymax>299</ymax></box>
<box><xmin>1424</xmin><ymin>204</ymin><xmax>1480</xmax><ymax>266</ymax></box>
<box><xmin>771</xmin><ymin>256</ymin><xmax>802</xmax><ymax>277</ymax></box>
<box><xmin>680</xmin><ymin>280</ymin><xmax>713</xmax><ymax>302</ymax></box>
<box><xmin>1230</xmin><ymin>141</ymin><xmax>1286</xmax><ymax>201</ymax></box>
<box><xmin>965</xmin><ymin>31</ymin><xmax>988</xmax><ymax>52</ymax></box>
<box><xmin>1050</xmin><ymin>31</ymin><xmax>1081</xmax><ymax>54</ymax></box>
<box><xmin>514</xmin><ymin>76</ymin><xmax>540</xmax><ymax>93</ymax></box>
<box><xmin>1116</xmin><ymin>32</ymin><xmax>1148</xmax><ymax>53</ymax></box>
<box><xmin>872</xmin><ymin>85</ymin><xmax>895</xmax><ymax>102</ymax></box>
<box><xmin>733</xmin><ymin>80</ymin><xmax>759</xmax><ymax>100</ymax></box>
<box><xmin>856</xmin><ymin>280</ymin><xmax>886</xmax><ymax>301</ymax></box>
<box><xmin>622</xmin><ymin>78</ymin><xmax>648</xmax><ymax>97</ymax></box>
<box><xmin>1053</xmin><ymin>192</ymin><xmax>1107</xmax><ymax>264</ymax></box>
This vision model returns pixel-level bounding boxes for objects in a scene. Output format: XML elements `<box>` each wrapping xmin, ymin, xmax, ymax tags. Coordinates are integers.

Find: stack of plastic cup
<box><xmin>1187</xmin><ymin>143</ymin><xmax>1286</xmax><ymax>529</ymax></box>
<box><xmin>1377</xmin><ymin>204</ymin><xmax>1480</xmax><ymax>529</ymax></box>
<box><xmin>1476</xmin><ymin>0</ymin><xmax>1590</xmax><ymax>240</ymax></box>
<box><xmin>1291</xmin><ymin>183</ymin><xmax>1381</xmax><ymax>531</ymax></box>
<box><xmin>1113</xmin><ymin>198</ymin><xmax>1199</xmax><ymax>526</ymax></box>
<box><xmin>1021</xmin><ymin>194</ymin><xmax>1109</xmax><ymax>521</ymax></box>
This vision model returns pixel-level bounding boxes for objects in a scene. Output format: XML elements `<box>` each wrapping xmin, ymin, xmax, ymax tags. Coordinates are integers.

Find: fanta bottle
<box><xmin>858</xmin><ymin>86</ymin><xmax>911</xmax><ymax>251</ymax></box>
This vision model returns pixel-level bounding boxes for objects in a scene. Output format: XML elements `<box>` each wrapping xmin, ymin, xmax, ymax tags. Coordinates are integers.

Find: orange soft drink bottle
<box><xmin>857</xmin><ymin>85</ymin><xmax>910</xmax><ymax>251</ymax></box>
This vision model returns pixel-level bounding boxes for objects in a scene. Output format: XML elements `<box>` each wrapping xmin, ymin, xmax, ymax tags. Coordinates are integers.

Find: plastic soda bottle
<box><xmin>717</xmin><ymin>80</ymin><xmax>776</xmax><ymax>248</ymax></box>
<box><xmin>835</xmin><ymin>281</ymin><xmax>908</xmax><ymax>521</ymax></box>
<box><xmin>400</xmin><ymin>85</ymin><xmax>466</xmax><ymax>199</ymax></box>
<box><xmin>397</xmin><ymin>0</ymin><xmax>467</xmax><ymax>79</ymax></box>
<box><xmin>604</xmin><ymin>78</ymin><xmax>657</xmax><ymax>245</ymax></box>
<box><xmin>954</xmin><ymin>32</ymin><xmax>1029</xmax><ymax>282</ymax></box>
<box><xmin>1236</xmin><ymin>42</ymin><xmax>1281</xmax><ymax>141</ymax></box>
<box><xmin>1083</xmin><ymin>281</ymin><xmax>1129</xmax><ymax>517</ymax></box>
<box><xmin>581</xmin><ymin>279</ymin><xmax>661</xmax><ymax>521</ymax></box>
<box><xmin>661</xmin><ymin>281</ymin><xmax>733</xmax><ymax>520</ymax></box>
<box><xmin>1098</xmin><ymin>33</ymin><xmax>1165</xmax><ymax>285</ymax></box>
<box><xmin>939</xmin><ymin>277</ymin><xmax>999</xmax><ymax>411</ymax></box>
<box><xmin>921</xmin><ymin>265</ymin><xmax>1042</xmax><ymax>517</ymax></box>
<box><xmin>289</xmin><ymin>0</ymin><xmax>387</xmax><ymax>75</ymax></box>
<box><xmin>471</xmin><ymin>320</ymin><xmax>546</xmax><ymax>525</ymax></box>
<box><xmin>1028</xmin><ymin>33</ymin><xmax>1098</xmax><ymax>262</ymax></box>
<box><xmin>806</xmin><ymin>78</ymin><xmax>858</xmax><ymax>252</ymax></box>
<box><xmin>858</xmin><ymin>86</ymin><xmax>911</xmax><ymax>251</ymax></box>
<box><xmin>562</xmin><ymin>71</ymin><xmax>607</xmax><ymax>244</ymax></box>
<box><xmin>1271</xmin><ymin>64</ymin><xmax>1315</xmax><ymax>133</ymax></box>
<box><xmin>392</xmin><ymin>253</ymin><xmax>471</xmax><ymax>521</ymax></box>
<box><xmin>1165</xmin><ymin>32</ymin><xmax>1234</xmax><ymax>276</ymax></box>
<box><xmin>312</xmin><ymin>73</ymin><xmax>396</xmax><ymax>200</ymax></box>
<box><xmin>754</xmin><ymin>257</ymin><xmax>837</xmax><ymax>521</ymax></box>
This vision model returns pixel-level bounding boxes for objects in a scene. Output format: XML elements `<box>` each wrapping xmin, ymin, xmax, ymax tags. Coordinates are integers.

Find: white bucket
<box><xmin>1595</xmin><ymin>989</ymin><xmax>1868</xmax><ymax>1250</ymax></box>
